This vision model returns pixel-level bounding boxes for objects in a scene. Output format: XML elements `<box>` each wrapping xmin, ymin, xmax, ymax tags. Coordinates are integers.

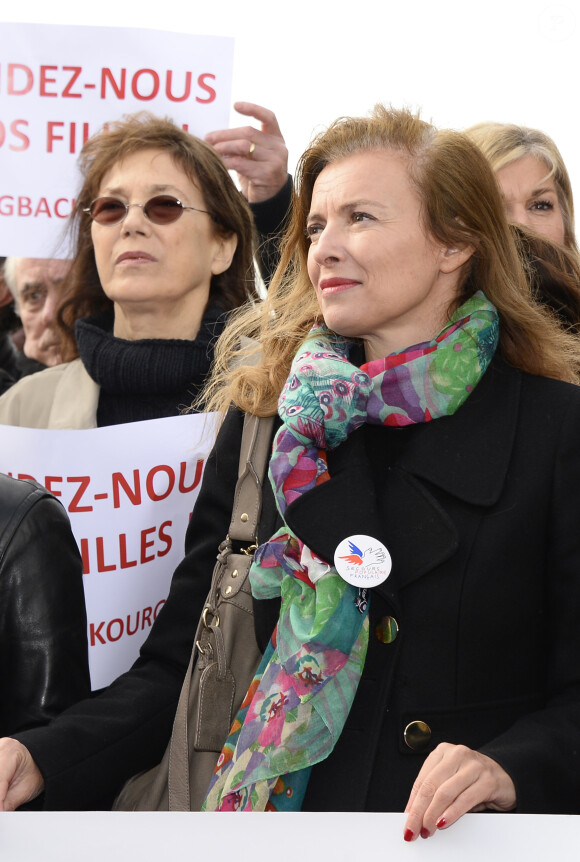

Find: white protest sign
<box><xmin>0</xmin><ymin>412</ymin><xmax>219</xmax><ymax>689</ymax></box>
<box><xmin>0</xmin><ymin>22</ymin><xmax>234</xmax><ymax>257</ymax></box>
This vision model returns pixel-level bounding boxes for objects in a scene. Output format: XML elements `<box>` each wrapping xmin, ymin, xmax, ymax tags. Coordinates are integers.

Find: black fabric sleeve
<box><xmin>12</xmin><ymin>411</ymin><xmax>245</xmax><ymax>810</ymax></box>
<box><xmin>0</xmin><ymin>489</ymin><xmax>90</xmax><ymax>736</ymax></box>
<box><xmin>249</xmin><ymin>175</ymin><xmax>293</xmax><ymax>285</ymax></box>
<box><xmin>479</xmin><ymin>386</ymin><xmax>580</xmax><ymax>812</ymax></box>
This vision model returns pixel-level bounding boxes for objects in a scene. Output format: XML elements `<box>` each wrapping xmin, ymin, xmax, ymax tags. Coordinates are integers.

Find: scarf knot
<box><xmin>279</xmin><ymin>336</ymin><xmax>371</xmax><ymax>450</ymax></box>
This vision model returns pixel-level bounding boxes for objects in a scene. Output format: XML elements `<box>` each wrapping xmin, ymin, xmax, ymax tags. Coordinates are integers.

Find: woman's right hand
<box><xmin>205</xmin><ymin>102</ymin><xmax>288</xmax><ymax>204</ymax></box>
<box><xmin>0</xmin><ymin>738</ymin><xmax>44</xmax><ymax>811</ymax></box>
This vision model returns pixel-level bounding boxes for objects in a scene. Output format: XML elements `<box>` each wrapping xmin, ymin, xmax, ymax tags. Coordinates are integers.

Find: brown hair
<box><xmin>511</xmin><ymin>224</ymin><xmax>580</xmax><ymax>332</ymax></box>
<box><xmin>465</xmin><ymin>122</ymin><xmax>577</xmax><ymax>252</ymax></box>
<box><xmin>204</xmin><ymin>106</ymin><xmax>580</xmax><ymax>416</ymax></box>
<box><xmin>58</xmin><ymin>112</ymin><xmax>257</xmax><ymax>359</ymax></box>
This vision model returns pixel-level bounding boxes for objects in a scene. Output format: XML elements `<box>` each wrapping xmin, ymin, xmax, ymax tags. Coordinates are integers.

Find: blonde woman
<box><xmin>466</xmin><ymin>121</ymin><xmax>576</xmax><ymax>251</ymax></box>
<box><xmin>2</xmin><ymin>108</ymin><xmax>580</xmax><ymax>841</ymax></box>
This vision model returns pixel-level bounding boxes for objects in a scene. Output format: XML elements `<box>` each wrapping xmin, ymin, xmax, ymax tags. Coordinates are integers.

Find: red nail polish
<box><xmin>436</xmin><ymin>817</ymin><xmax>447</xmax><ymax>829</ymax></box>
<box><xmin>420</xmin><ymin>827</ymin><xmax>430</xmax><ymax>839</ymax></box>
<box><xmin>404</xmin><ymin>829</ymin><xmax>414</xmax><ymax>842</ymax></box>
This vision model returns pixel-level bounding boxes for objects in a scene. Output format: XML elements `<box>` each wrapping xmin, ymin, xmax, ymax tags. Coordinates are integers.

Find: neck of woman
<box><xmin>112</xmin><ymin>300</ymin><xmax>206</xmax><ymax>341</ymax></box>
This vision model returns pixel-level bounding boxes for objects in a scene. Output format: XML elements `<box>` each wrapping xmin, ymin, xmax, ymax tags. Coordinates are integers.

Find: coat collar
<box><xmin>284</xmin><ymin>357</ymin><xmax>521</xmax><ymax>592</ymax></box>
<box><xmin>397</xmin><ymin>356</ymin><xmax>520</xmax><ymax>506</ymax></box>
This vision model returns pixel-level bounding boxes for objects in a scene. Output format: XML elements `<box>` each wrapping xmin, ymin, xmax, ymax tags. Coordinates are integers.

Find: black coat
<box><xmin>16</xmin><ymin>358</ymin><xmax>580</xmax><ymax>812</ymax></box>
<box><xmin>0</xmin><ymin>475</ymin><xmax>90</xmax><ymax>736</ymax></box>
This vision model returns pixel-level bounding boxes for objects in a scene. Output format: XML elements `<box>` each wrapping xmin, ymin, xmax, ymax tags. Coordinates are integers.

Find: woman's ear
<box><xmin>439</xmin><ymin>243</ymin><xmax>475</xmax><ymax>274</ymax></box>
<box><xmin>211</xmin><ymin>232</ymin><xmax>238</xmax><ymax>275</ymax></box>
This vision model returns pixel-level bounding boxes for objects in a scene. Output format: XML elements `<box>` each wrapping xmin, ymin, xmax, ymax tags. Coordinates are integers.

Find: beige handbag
<box><xmin>113</xmin><ymin>413</ymin><xmax>274</xmax><ymax>811</ymax></box>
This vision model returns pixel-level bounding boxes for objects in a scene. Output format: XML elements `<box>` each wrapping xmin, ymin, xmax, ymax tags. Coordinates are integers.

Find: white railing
<box><xmin>0</xmin><ymin>811</ymin><xmax>577</xmax><ymax>862</ymax></box>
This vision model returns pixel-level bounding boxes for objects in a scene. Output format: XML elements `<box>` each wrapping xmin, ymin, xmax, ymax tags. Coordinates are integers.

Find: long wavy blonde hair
<box><xmin>204</xmin><ymin>106</ymin><xmax>580</xmax><ymax>417</ymax></box>
<box><xmin>465</xmin><ymin>121</ymin><xmax>577</xmax><ymax>253</ymax></box>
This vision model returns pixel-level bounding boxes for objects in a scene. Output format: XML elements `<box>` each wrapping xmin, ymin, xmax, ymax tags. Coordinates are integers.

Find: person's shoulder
<box><xmin>479</xmin><ymin>358</ymin><xmax>580</xmax><ymax>437</ymax></box>
<box><xmin>213</xmin><ymin>407</ymin><xmax>245</xmax><ymax>453</ymax></box>
<box><xmin>0</xmin><ymin>473</ymin><xmax>46</xmax><ymax>506</ymax></box>
<box><xmin>519</xmin><ymin>367</ymin><xmax>580</xmax><ymax>401</ymax></box>
<box><xmin>0</xmin><ymin>359</ymin><xmax>76</xmax><ymax>396</ymax></box>
<box><xmin>0</xmin><ymin>359</ymin><xmax>87</xmax><ymax>427</ymax></box>
<box><xmin>0</xmin><ymin>474</ymin><xmax>52</xmax><ymax>541</ymax></box>
<box><xmin>514</xmin><ymin>365</ymin><xmax>580</xmax><ymax>432</ymax></box>
<box><xmin>490</xmin><ymin>356</ymin><xmax>580</xmax><ymax>400</ymax></box>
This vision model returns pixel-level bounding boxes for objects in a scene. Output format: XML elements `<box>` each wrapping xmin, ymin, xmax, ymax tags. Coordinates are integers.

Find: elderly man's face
<box><xmin>14</xmin><ymin>258</ymin><xmax>70</xmax><ymax>366</ymax></box>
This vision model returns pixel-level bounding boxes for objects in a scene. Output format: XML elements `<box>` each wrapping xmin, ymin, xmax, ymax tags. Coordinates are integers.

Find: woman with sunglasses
<box><xmin>0</xmin><ymin>113</ymin><xmax>256</xmax><ymax>428</ymax></box>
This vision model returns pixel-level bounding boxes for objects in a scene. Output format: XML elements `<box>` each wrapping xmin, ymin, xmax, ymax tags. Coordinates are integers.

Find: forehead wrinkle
<box><xmin>529</xmin><ymin>184</ymin><xmax>557</xmax><ymax>198</ymax></box>
<box><xmin>99</xmin><ymin>182</ymin><xmax>189</xmax><ymax>199</ymax></box>
<box><xmin>307</xmin><ymin>198</ymin><xmax>390</xmax><ymax>222</ymax></box>
<box><xmin>502</xmin><ymin>183</ymin><xmax>558</xmax><ymax>204</ymax></box>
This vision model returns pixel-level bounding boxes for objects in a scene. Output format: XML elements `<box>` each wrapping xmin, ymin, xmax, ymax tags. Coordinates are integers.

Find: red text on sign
<box><xmin>89</xmin><ymin>600</ymin><xmax>166</xmax><ymax>646</ymax></box>
<box><xmin>79</xmin><ymin>520</ymin><xmax>173</xmax><ymax>575</ymax></box>
<box><xmin>8</xmin><ymin>459</ymin><xmax>204</xmax><ymax>512</ymax></box>
<box><xmin>4</xmin><ymin>63</ymin><xmax>216</xmax><ymax>103</ymax></box>
<box><xmin>0</xmin><ymin>196</ymin><xmax>74</xmax><ymax>218</ymax></box>
<box><xmin>0</xmin><ymin>119</ymin><xmax>29</xmax><ymax>150</ymax></box>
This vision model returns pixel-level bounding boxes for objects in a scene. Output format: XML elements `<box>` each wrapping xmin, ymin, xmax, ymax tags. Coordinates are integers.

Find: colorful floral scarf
<box><xmin>203</xmin><ymin>291</ymin><xmax>499</xmax><ymax>811</ymax></box>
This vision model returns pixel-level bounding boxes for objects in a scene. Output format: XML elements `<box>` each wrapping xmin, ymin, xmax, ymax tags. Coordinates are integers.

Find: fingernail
<box><xmin>436</xmin><ymin>817</ymin><xmax>447</xmax><ymax>829</ymax></box>
<box><xmin>420</xmin><ymin>827</ymin><xmax>430</xmax><ymax>839</ymax></box>
<box><xmin>404</xmin><ymin>829</ymin><xmax>415</xmax><ymax>842</ymax></box>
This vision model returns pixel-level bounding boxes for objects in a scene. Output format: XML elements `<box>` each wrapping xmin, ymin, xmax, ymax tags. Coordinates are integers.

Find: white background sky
<box><xmin>4</xmin><ymin>0</ymin><xmax>579</xmax><ymax>209</ymax></box>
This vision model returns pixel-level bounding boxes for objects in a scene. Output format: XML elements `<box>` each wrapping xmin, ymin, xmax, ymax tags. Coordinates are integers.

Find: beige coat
<box><xmin>0</xmin><ymin>359</ymin><xmax>99</xmax><ymax>429</ymax></box>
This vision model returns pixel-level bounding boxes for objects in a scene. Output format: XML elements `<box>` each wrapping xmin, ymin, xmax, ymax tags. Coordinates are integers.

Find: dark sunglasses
<box><xmin>83</xmin><ymin>195</ymin><xmax>211</xmax><ymax>226</ymax></box>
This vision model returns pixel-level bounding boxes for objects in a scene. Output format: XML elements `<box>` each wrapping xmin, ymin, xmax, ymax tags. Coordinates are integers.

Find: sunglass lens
<box><xmin>146</xmin><ymin>196</ymin><xmax>183</xmax><ymax>224</ymax></box>
<box><xmin>91</xmin><ymin>198</ymin><xmax>127</xmax><ymax>225</ymax></box>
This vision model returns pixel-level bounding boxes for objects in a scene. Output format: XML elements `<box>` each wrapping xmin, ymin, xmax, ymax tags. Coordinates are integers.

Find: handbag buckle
<box><xmin>195</xmin><ymin>639</ymin><xmax>207</xmax><ymax>655</ymax></box>
<box><xmin>201</xmin><ymin>606</ymin><xmax>219</xmax><ymax>630</ymax></box>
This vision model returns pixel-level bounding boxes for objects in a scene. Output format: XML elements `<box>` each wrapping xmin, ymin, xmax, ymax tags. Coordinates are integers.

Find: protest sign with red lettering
<box><xmin>0</xmin><ymin>412</ymin><xmax>219</xmax><ymax>688</ymax></box>
<box><xmin>0</xmin><ymin>22</ymin><xmax>233</xmax><ymax>257</ymax></box>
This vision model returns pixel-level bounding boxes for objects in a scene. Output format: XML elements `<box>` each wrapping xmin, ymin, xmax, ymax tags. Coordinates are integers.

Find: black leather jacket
<box><xmin>0</xmin><ymin>475</ymin><xmax>90</xmax><ymax>736</ymax></box>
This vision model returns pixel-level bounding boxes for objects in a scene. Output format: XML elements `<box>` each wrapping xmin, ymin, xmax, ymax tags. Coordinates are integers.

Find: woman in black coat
<box><xmin>2</xmin><ymin>107</ymin><xmax>580</xmax><ymax>840</ymax></box>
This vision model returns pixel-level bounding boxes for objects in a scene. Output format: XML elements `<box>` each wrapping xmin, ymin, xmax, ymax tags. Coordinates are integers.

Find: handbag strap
<box><xmin>168</xmin><ymin>412</ymin><xmax>274</xmax><ymax>810</ymax></box>
<box><xmin>229</xmin><ymin>412</ymin><xmax>275</xmax><ymax>545</ymax></box>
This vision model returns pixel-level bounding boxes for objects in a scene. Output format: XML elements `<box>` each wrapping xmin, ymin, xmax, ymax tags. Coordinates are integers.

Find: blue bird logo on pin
<box><xmin>339</xmin><ymin>540</ymin><xmax>387</xmax><ymax>567</ymax></box>
<box><xmin>339</xmin><ymin>540</ymin><xmax>365</xmax><ymax>566</ymax></box>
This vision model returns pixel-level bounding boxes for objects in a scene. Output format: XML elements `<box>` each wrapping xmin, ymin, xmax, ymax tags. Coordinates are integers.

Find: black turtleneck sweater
<box><xmin>74</xmin><ymin>306</ymin><xmax>226</xmax><ymax>427</ymax></box>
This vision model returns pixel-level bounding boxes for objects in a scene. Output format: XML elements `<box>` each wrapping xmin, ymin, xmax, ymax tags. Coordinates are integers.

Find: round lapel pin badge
<box><xmin>334</xmin><ymin>534</ymin><xmax>392</xmax><ymax>588</ymax></box>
